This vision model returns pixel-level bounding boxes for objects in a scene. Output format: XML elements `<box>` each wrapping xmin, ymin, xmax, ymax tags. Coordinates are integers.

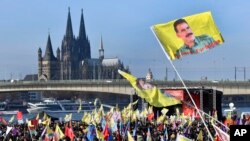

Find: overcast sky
<box><xmin>0</xmin><ymin>0</ymin><xmax>249</xmax><ymax>81</ymax></box>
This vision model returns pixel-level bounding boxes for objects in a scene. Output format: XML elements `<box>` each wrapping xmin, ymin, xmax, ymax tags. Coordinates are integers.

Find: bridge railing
<box><xmin>1</xmin><ymin>79</ymin><xmax>250</xmax><ymax>95</ymax></box>
<box><xmin>1</xmin><ymin>79</ymin><xmax>250</xmax><ymax>85</ymax></box>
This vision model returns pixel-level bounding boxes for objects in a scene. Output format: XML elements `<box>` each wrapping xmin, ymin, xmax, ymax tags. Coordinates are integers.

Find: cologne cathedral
<box><xmin>38</xmin><ymin>9</ymin><xmax>128</xmax><ymax>81</ymax></box>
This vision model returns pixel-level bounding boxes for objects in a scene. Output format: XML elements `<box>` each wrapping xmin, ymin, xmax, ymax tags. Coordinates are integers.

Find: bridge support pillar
<box><xmin>199</xmin><ymin>89</ymin><xmax>203</xmax><ymax>111</ymax></box>
<box><xmin>141</xmin><ymin>98</ymin><xmax>148</xmax><ymax>110</ymax></box>
<box><xmin>130</xmin><ymin>94</ymin><xmax>133</xmax><ymax>103</ymax></box>
<box><xmin>213</xmin><ymin>89</ymin><xmax>216</xmax><ymax>109</ymax></box>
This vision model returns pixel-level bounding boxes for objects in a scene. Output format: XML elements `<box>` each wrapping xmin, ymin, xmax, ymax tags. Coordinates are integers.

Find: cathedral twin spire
<box><xmin>40</xmin><ymin>7</ymin><xmax>94</xmax><ymax>67</ymax></box>
<box><xmin>38</xmin><ymin>8</ymin><xmax>127</xmax><ymax>80</ymax></box>
<box><xmin>65</xmin><ymin>8</ymin><xmax>86</xmax><ymax>40</ymax></box>
<box><xmin>43</xmin><ymin>7</ymin><xmax>89</xmax><ymax>61</ymax></box>
<box><xmin>78</xmin><ymin>9</ymin><xmax>86</xmax><ymax>40</ymax></box>
<box><xmin>65</xmin><ymin>7</ymin><xmax>74</xmax><ymax>39</ymax></box>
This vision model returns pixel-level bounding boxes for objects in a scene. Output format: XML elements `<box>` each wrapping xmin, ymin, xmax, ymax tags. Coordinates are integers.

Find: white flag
<box><xmin>8</xmin><ymin>115</ymin><xmax>15</xmax><ymax>123</ymax></box>
<box><xmin>64</xmin><ymin>113</ymin><xmax>72</xmax><ymax>122</ymax></box>
<box><xmin>6</xmin><ymin>126</ymin><xmax>13</xmax><ymax>136</ymax></box>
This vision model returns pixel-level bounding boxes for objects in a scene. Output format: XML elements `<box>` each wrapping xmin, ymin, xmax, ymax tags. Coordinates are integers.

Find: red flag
<box><xmin>16</xmin><ymin>111</ymin><xmax>23</xmax><ymax>120</ymax></box>
<box><xmin>116</xmin><ymin>130</ymin><xmax>122</xmax><ymax>141</ymax></box>
<box><xmin>147</xmin><ymin>113</ymin><xmax>154</xmax><ymax>121</ymax></box>
<box><xmin>65</xmin><ymin>126</ymin><xmax>74</xmax><ymax>141</ymax></box>
<box><xmin>103</xmin><ymin>124</ymin><xmax>109</xmax><ymax>140</ymax></box>
<box><xmin>215</xmin><ymin>135</ymin><xmax>220</xmax><ymax>141</ymax></box>
<box><xmin>31</xmin><ymin>119</ymin><xmax>39</xmax><ymax>126</ymax></box>
<box><xmin>44</xmin><ymin>135</ymin><xmax>51</xmax><ymax>141</ymax></box>
<box><xmin>0</xmin><ymin>117</ymin><xmax>7</xmax><ymax>125</ymax></box>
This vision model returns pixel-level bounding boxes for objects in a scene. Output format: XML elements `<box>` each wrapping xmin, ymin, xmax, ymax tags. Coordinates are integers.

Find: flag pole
<box><xmin>150</xmin><ymin>27</ymin><xmax>214</xmax><ymax>141</ymax></box>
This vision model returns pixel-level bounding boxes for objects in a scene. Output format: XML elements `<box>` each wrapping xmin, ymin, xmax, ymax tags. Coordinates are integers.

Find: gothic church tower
<box><xmin>38</xmin><ymin>34</ymin><xmax>60</xmax><ymax>81</ymax></box>
<box><xmin>38</xmin><ymin>8</ymin><xmax>128</xmax><ymax>81</ymax></box>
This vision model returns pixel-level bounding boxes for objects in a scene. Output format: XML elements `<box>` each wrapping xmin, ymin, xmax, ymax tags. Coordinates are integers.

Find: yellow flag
<box><xmin>28</xmin><ymin>120</ymin><xmax>34</xmax><ymax>127</ymax></box>
<box><xmin>96</xmin><ymin>128</ymin><xmax>104</xmax><ymax>140</ymax></box>
<box><xmin>161</xmin><ymin>108</ymin><xmax>169</xmax><ymax>115</ymax></box>
<box><xmin>98</xmin><ymin>104</ymin><xmax>104</xmax><ymax>115</ymax></box>
<box><xmin>141</xmin><ymin>108</ymin><xmax>148</xmax><ymax>118</ymax></box>
<box><xmin>131</xmin><ymin>111</ymin><xmax>137</xmax><ymax>122</ymax></box>
<box><xmin>176</xmin><ymin>133</ymin><xmax>192</xmax><ymax>141</ymax></box>
<box><xmin>132</xmin><ymin>99</ymin><xmax>139</xmax><ymax>105</ymax></box>
<box><xmin>176</xmin><ymin>108</ymin><xmax>180</xmax><ymax>119</ymax></box>
<box><xmin>126</xmin><ymin>103</ymin><xmax>132</xmax><ymax>110</ymax></box>
<box><xmin>127</xmin><ymin>131</ymin><xmax>135</xmax><ymax>141</ymax></box>
<box><xmin>46</xmin><ymin>125</ymin><xmax>54</xmax><ymax>136</ymax></box>
<box><xmin>43</xmin><ymin>112</ymin><xmax>48</xmax><ymax>120</ymax></box>
<box><xmin>93</xmin><ymin>110</ymin><xmax>102</xmax><ymax>124</ymax></box>
<box><xmin>109</xmin><ymin>107</ymin><xmax>114</xmax><ymax>113</ymax></box>
<box><xmin>55</xmin><ymin>124</ymin><xmax>65</xmax><ymax>139</ymax></box>
<box><xmin>82</xmin><ymin>112</ymin><xmax>91</xmax><ymax>124</ymax></box>
<box><xmin>36</xmin><ymin>113</ymin><xmax>39</xmax><ymax>120</ymax></box>
<box><xmin>197</xmin><ymin>130</ymin><xmax>203</xmax><ymax>141</ymax></box>
<box><xmin>156</xmin><ymin>115</ymin><xmax>165</xmax><ymax>124</ymax></box>
<box><xmin>42</xmin><ymin>118</ymin><xmax>51</xmax><ymax>126</ymax></box>
<box><xmin>148</xmin><ymin>106</ymin><xmax>153</xmax><ymax>114</ymax></box>
<box><xmin>118</xmin><ymin>70</ymin><xmax>181</xmax><ymax>107</ymax></box>
<box><xmin>122</xmin><ymin>107</ymin><xmax>132</xmax><ymax>123</ymax></box>
<box><xmin>152</xmin><ymin>11</ymin><xmax>224</xmax><ymax>60</ymax></box>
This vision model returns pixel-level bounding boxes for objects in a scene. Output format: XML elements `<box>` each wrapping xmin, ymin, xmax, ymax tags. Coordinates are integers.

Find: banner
<box><xmin>152</xmin><ymin>11</ymin><xmax>224</xmax><ymax>60</ymax></box>
<box><xmin>165</xmin><ymin>89</ymin><xmax>184</xmax><ymax>100</ymax></box>
<box><xmin>182</xmin><ymin>91</ymin><xmax>200</xmax><ymax>116</ymax></box>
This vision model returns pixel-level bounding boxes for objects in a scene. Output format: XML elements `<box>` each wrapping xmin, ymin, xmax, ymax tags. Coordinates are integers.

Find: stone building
<box><xmin>146</xmin><ymin>68</ymin><xmax>153</xmax><ymax>81</ymax></box>
<box><xmin>38</xmin><ymin>8</ymin><xmax>128</xmax><ymax>81</ymax></box>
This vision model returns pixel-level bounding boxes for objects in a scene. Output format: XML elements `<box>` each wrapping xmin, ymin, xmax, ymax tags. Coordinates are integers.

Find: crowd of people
<box><xmin>0</xmin><ymin>105</ymin><xmax>233</xmax><ymax>141</ymax></box>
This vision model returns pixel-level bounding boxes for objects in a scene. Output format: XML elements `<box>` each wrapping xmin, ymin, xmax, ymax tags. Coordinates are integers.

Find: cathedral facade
<box><xmin>38</xmin><ymin>9</ymin><xmax>128</xmax><ymax>81</ymax></box>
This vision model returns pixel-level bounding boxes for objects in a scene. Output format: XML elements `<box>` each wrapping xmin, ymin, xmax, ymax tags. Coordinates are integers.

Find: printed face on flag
<box><xmin>152</xmin><ymin>11</ymin><xmax>224</xmax><ymax>60</ymax></box>
<box><xmin>136</xmin><ymin>79</ymin><xmax>153</xmax><ymax>90</ymax></box>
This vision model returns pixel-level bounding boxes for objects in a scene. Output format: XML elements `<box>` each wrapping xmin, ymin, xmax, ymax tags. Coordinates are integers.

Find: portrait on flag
<box><xmin>152</xmin><ymin>11</ymin><xmax>224</xmax><ymax>60</ymax></box>
<box><xmin>136</xmin><ymin>78</ymin><xmax>153</xmax><ymax>90</ymax></box>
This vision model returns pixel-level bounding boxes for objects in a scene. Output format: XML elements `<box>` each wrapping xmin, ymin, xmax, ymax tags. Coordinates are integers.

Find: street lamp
<box><xmin>229</xmin><ymin>102</ymin><xmax>236</xmax><ymax>119</ymax></box>
<box><xmin>229</xmin><ymin>102</ymin><xmax>234</xmax><ymax>110</ymax></box>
